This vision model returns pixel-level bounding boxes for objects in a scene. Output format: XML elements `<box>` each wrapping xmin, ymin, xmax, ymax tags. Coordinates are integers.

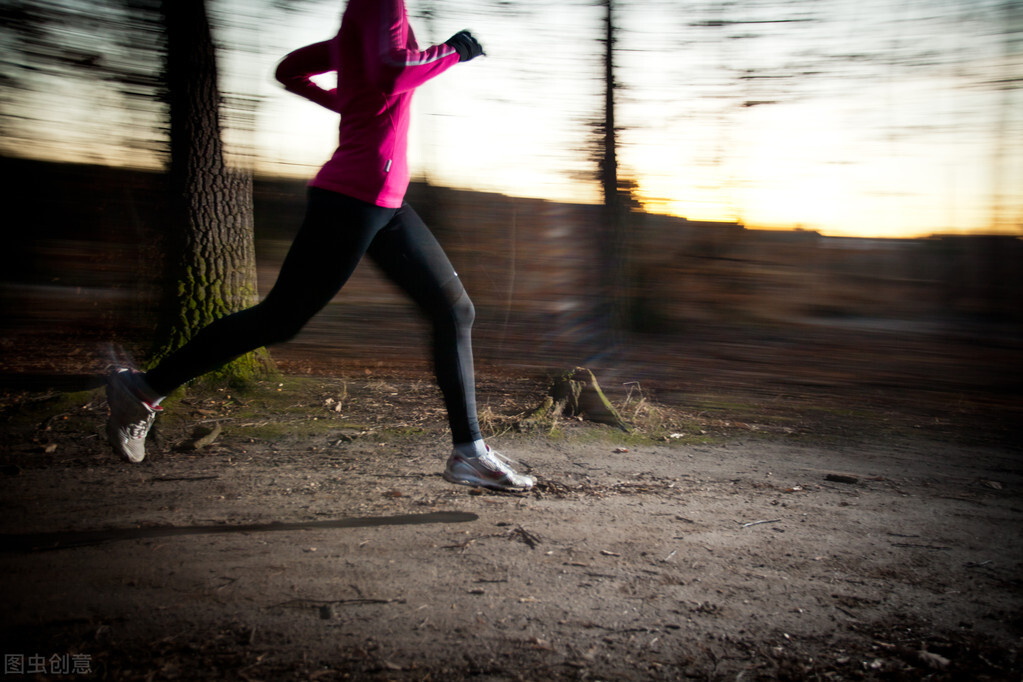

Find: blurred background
<box><xmin>1</xmin><ymin>0</ymin><xmax>1021</xmax><ymax>417</ymax></box>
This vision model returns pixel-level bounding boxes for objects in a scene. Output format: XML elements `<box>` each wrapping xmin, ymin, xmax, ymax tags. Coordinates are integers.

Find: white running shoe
<box><xmin>443</xmin><ymin>446</ymin><xmax>535</xmax><ymax>491</ymax></box>
<box><xmin>105</xmin><ymin>368</ymin><xmax>161</xmax><ymax>463</ymax></box>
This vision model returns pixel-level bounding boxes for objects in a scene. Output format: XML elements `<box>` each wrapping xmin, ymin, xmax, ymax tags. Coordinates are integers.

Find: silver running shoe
<box><xmin>443</xmin><ymin>446</ymin><xmax>535</xmax><ymax>491</ymax></box>
<box><xmin>105</xmin><ymin>368</ymin><xmax>161</xmax><ymax>463</ymax></box>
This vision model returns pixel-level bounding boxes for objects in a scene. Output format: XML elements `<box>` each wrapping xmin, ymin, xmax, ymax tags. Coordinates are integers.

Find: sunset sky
<box><xmin>2</xmin><ymin>0</ymin><xmax>1021</xmax><ymax>239</ymax></box>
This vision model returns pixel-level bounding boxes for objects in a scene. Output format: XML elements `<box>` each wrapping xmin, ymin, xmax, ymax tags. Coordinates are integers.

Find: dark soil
<box><xmin>2</xmin><ymin>314</ymin><xmax>1022</xmax><ymax>681</ymax></box>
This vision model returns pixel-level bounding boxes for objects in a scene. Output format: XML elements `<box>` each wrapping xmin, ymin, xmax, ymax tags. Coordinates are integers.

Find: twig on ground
<box><xmin>741</xmin><ymin>519</ymin><xmax>782</xmax><ymax>528</ymax></box>
<box><xmin>510</xmin><ymin>525</ymin><xmax>541</xmax><ymax>548</ymax></box>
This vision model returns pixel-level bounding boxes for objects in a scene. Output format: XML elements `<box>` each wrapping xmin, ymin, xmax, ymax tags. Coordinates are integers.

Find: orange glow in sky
<box><xmin>245</xmin><ymin>0</ymin><xmax>1022</xmax><ymax>239</ymax></box>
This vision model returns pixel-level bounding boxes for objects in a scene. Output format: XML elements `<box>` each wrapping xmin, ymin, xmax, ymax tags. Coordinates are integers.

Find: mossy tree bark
<box><xmin>150</xmin><ymin>0</ymin><xmax>274</xmax><ymax>386</ymax></box>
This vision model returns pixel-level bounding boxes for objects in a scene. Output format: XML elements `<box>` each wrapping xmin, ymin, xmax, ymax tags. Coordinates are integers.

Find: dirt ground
<box><xmin>1</xmin><ymin>320</ymin><xmax>1022</xmax><ymax>681</ymax></box>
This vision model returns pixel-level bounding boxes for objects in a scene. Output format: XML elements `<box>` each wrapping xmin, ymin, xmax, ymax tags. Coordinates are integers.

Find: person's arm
<box><xmin>368</xmin><ymin>0</ymin><xmax>464</xmax><ymax>94</ymax></box>
<box><xmin>275</xmin><ymin>41</ymin><xmax>341</xmax><ymax>113</ymax></box>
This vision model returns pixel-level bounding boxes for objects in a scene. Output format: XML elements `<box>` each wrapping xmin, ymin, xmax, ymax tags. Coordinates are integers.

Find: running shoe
<box><xmin>105</xmin><ymin>368</ymin><xmax>161</xmax><ymax>463</ymax></box>
<box><xmin>443</xmin><ymin>446</ymin><xmax>535</xmax><ymax>491</ymax></box>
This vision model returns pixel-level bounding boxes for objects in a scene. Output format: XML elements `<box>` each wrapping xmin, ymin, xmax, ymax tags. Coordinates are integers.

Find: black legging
<box><xmin>145</xmin><ymin>187</ymin><xmax>481</xmax><ymax>444</ymax></box>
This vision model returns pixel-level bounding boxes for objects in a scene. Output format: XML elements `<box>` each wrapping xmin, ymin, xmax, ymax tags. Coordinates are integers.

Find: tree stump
<box><xmin>522</xmin><ymin>367</ymin><xmax>629</xmax><ymax>432</ymax></box>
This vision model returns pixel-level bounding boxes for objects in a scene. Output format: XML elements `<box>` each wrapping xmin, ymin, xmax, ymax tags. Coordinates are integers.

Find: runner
<box><xmin>105</xmin><ymin>0</ymin><xmax>534</xmax><ymax>492</ymax></box>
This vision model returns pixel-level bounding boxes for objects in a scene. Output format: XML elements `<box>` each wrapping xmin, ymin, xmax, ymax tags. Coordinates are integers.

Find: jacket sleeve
<box><xmin>275</xmin><ymin>41</ymin><xmax>342</xmax><ymax>113</ymax></box>
<box><xmin>368</xmin><ymin>0</ymin><xmax>459</xmax><ymax>94</ymax></box>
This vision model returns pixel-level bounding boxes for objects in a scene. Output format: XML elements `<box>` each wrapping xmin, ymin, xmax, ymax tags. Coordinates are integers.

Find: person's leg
<box><xmin>366</xmin><ymin>203</ymin><xmax>480</xmax><ymax>444</ymax></box>
<box><xmin>367</xmin><ymin>204</ymin><xmax>533</xmax><ymax>490</ymax></box>
<box><xmin>107</xmin><ymin>189</ymin><xmax>395</xmax><ymax>462</ymax></box>
<box><xmin>144</xmin><ymin>189</ymin><xmax>394</xmax><ymax>396</ymax></box>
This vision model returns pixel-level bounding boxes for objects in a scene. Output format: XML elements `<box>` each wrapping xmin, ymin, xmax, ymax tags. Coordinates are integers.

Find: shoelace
<box><xmin>126</xmin><ymin>412</ymin><xmax>156</xmax><ymax>439</ymax></box>
<box><xmin>484</xmin><ymin>447</ymin><xmax>525</xmax><ymax>474</ymax></box>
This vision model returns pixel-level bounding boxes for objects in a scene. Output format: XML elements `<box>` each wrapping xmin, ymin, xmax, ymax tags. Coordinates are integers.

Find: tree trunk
<box><xmin>151</xmin><ymin>0</ymin><xmax>274</xmax><ymax>386</ymax></box>
<box><xmin>595</xmin><ymin>0</ymin><xmax>629</xmax><ymax>359</ymax></box>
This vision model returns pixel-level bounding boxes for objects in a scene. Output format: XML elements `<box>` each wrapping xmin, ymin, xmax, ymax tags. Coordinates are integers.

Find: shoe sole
<box><xmin>442</xmin><ymin>470</ymin><xmax>533</xmax><ymax>492</ymax></box>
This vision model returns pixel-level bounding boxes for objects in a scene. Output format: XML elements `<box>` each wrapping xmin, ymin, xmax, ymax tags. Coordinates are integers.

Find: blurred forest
<box><xmin>2</xmin><ymin>0</ymin><xmax>1020</xmax><ymax>229</ymax></box>
<box><xmin>1</xmin><ymin>155</ymin><xmax>1020</xmax><ymax>383</ymax></box>
<box><xmin>1</xmin><ymin>0</ymin><xmax>1020</xmax><ymax>401</ymax></box>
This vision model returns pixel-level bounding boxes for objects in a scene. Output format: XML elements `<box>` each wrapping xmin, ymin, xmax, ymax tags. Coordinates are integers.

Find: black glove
<box><xmin>445</xmin><ymin>30</ymin><xmax>484</xmax><ymax>62</ymax></box>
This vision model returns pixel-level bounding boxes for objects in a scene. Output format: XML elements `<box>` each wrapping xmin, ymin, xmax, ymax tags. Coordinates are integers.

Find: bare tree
<box><xmin>591</xmin><ymin>0</ymin><xmax>633</xmax><ymax>360</ymax></box>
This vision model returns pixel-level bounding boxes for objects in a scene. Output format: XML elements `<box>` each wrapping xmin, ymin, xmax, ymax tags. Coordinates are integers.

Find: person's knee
<box><xmin>447</xmin><ymin>281</ymin><xmax>475</xmax><ymax>330</ymax></box>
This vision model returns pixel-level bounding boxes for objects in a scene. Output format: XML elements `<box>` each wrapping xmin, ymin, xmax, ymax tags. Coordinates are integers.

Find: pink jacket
<box><xmin>276</xmin><ymin>0</ymin><xmax>460</xmax><ymax>208</ymax></box>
